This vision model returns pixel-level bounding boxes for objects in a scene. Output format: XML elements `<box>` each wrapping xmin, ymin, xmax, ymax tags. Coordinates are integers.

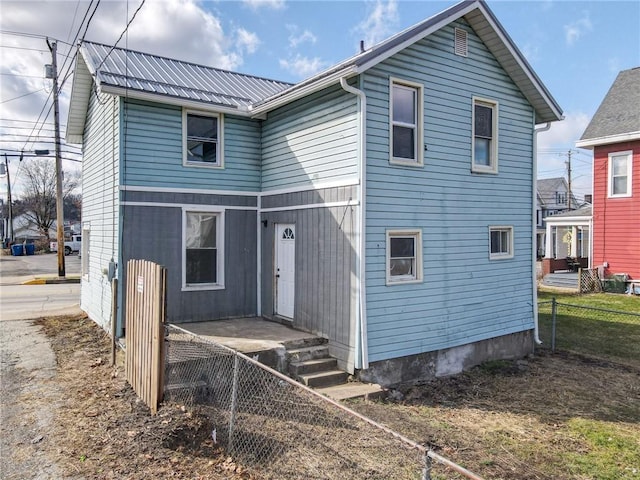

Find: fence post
<box><xmin>423</xmin><ymin>452</ymin><xmax>432</xmax><ymax>480</ymax></box>
<box><xmin>228</xmin><ymin>354</ymin><xmax>240</xmax><ymax>453</ymax></box>
<box><xmin>551</xmin><ymin>297</ymin><xmax>557</xmax><ymax>352</ymax></box>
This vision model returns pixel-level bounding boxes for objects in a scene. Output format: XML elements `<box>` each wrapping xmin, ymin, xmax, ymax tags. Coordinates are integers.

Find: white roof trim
<box><xmin>249</xmin><ymin>66</ymin><xmax>357</xmax><ymax>116</ymax></box>
<box><xmin>576</xmin><ymin>131</ymin><xmax>640</xmax><ymax>149</ymax></box>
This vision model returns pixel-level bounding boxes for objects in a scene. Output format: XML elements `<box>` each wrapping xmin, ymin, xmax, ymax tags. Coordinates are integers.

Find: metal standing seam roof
<box><xmin>67</xmin><ymin>0</ymin><xmax>563</xmax><ymax>143</ymax></box>
<box><xmin>82</xmin><ymin>41</ymin><xmax>293</xmax><ymax>110</ymax></box>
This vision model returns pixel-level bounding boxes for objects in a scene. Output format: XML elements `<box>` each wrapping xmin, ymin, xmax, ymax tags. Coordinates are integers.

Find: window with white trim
<box><xmin>608</xmin><ymin>151</ymin><xmax>632</xmax><ymax>197</ymax></box>
<box><xmin>472</xmin><ymin>98</ymin><xmax>498</xmax><ymax>173</ymax></box>
<box><xmin>183</xmin><ymin>210</ymin><xmax>224</xmax><ymax>290</ymax></box>
<box><xmin>386</xmin><ymin>229</ymin><xmax>423</xmax><ymax>284</ymax></box>
<box><xmin>183</xmin><ymin>111</ymin><xmax>223</xmax><ymax>167</ymax></box>
<box><xmin>489</xmin><ymin>226</ymin><xmax>513</xmax><ymax>260</ymax></box>
<box><xmin>390</xmin><ymin>79</ymin><xmax>423</xmax><ymax>166</ymax></box>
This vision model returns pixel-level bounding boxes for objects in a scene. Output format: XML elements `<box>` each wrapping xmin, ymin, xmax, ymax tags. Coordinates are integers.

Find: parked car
<box><xmin>50</xmin><ymin>235</ymin><xmax>81</xmax><ymax>255</ymax></box>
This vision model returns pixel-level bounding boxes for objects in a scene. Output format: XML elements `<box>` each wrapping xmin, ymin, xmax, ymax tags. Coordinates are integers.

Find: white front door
<box><xmin>275</xmin><ymin>224</ymin><xmax>295</xmax><ymax>319</ymax></box>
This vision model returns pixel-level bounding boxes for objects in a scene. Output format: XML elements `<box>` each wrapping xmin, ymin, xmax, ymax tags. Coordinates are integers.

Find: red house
<box><xmin>576</xmin><ymin>67</ymin><xmax>640</xmax><ymax>280</ymax></box>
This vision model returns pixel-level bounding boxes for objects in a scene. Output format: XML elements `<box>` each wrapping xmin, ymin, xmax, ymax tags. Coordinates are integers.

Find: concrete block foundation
<box><xmin>357</xmin><ymin>330</ymin><xmax>534</xmax><ymax>387</ymax></box>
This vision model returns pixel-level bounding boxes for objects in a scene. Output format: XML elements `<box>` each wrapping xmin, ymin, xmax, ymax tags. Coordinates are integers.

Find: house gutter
<box><xmin>533</xmin><ymin>121</ymin><xmax>552</xmax><ymax>344</ymax></box>
<box><xmin>339</xmin><ymin>76</ymin><xmax>369</xmax><ymax>370</ymax></box>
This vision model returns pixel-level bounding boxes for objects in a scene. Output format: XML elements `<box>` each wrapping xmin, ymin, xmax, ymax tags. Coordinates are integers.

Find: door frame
<box><xmin>274</xmin><ymin>223</ymin><xmax>295</xmax><ymax>319</ymax></box>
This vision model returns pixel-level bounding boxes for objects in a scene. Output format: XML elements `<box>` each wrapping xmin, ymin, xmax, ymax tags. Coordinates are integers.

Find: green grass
<box><xmin>537</xmin><ymin>291</ymin><xmax>640</xmax><ymax>367</ymax></box>
<box><xmin>565</xmin><ymin>419</ymin><xmax>640</xmax><ymax>480</ymax></box>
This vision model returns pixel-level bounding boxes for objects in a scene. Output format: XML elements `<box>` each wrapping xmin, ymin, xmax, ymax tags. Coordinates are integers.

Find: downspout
<box><xmin>340</xmin><ymin>76</ymin><xmax>368</xmax><ymax>369</ymax></box>
<box><xmin>533</xmin><ymin>121</ymin><xmax>551</xmax><ymax>344</ymax></box>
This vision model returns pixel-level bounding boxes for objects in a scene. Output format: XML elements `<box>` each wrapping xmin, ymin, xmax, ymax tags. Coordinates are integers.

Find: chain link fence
<box><xmin>537</xmin><ymin>299</ymin><xmax>640</xmax><ymax>367</ymax></box>
<box><xmin>164</xmin><ymin>324</ymin><xmax>481</xmax><ymax>480</ymax></box>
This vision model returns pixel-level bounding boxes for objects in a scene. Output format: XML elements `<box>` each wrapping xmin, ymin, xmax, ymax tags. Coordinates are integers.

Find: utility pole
<box><xmin>3</xmin><ymin>154</ymin><xmax>14</xmax><ymax>244</ymax></box>
<box><xmin>565</xmin><ymin>150</ymin><xmax>572</xmax><ymax>210</ymax></box>
<box><xmin>47</xmin><ymin>38</ymin><xmax>65</xmax><ymax>277</ymax></box>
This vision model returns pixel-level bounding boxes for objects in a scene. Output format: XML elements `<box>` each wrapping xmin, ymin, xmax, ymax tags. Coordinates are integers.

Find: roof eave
<box><xmin>251</xmin><ymin>0</ymin><xmax>563</xmax><ymax>122</ymax></box>
<box><xmin>250</xmin><ymin>65</ymin><xmax>358</xmax><ymax>116</ymax></box>
<box><xmin>469</xmin><ymin>2</ymin><xmax>563</xmax><ymax>123</ymax></box>
<box><xmin>576</xmin><ymin>131</ymin><xmax>640</xmax><ymax>149</ymax></box>
<box><xmin>65</xmin><ymin>52</ymin><xmax>93</xmax><ymax>144</ymax></box>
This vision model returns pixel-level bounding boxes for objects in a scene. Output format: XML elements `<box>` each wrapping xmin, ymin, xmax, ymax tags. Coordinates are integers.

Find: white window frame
<box><xmin>81</xmin><ymin>222</ymin><xmax>90</xmax><ymax>280</ymax></box>
<box><xmin>386</xmin><ymin>229</ymin><xmax>423</xmax><ymax>285</ymax></box>
<box><xmin>183</xmin><ymin>109</ymin><xmax>224</xmax><ymax>168</ymax></box>
<box><xmin>608</xmin><ymin>151</ymin><xmax>632</xmax><ymax>198</ymax></box>
<box><xmin>389</xmin><ymin>78</ymin><xmax>424</xmax><ymax>166</ymax></box>
<box><xmin>489</xmin><ymin>226</ymin><xmax>514</xmax><ymax>260</ymax></box>
<box><xmin>182</xmin><ymin>207</ymin><xmax>225</xmax><ymax>291</ymax></box>
<box><xmin>472</xmin><ymin>97</ymin><xmax>498</xmax><ymax>174</ymax></box>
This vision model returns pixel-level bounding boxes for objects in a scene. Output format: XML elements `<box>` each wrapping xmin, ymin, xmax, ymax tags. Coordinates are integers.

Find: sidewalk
<box><xmin>22</xmin><ymin>274</ymin><xmax>81</xmax><ymax>285</ymax></box>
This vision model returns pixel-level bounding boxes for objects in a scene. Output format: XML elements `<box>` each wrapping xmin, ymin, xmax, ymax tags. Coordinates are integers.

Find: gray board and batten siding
<box><xmin>121</xmin><ymin>192</ymin><xmax>257</xmax><ymax>323</ymax></box>
<box><xmin>363</xmin><ymin>20</ymin><xmax>536</xmax><ymax>364</ymax></box>
<box><xmin>261</xmin><ymin>185</ymin><xmax>359</xmax><ymax>373</ymax></box>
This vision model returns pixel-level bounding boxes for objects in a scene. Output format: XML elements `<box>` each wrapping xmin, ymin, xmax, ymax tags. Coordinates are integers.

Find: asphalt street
<box><xmin>0</xmin><ymin>252</ymin><xmax>82</xmax><ymax>479</ymax></box>
<box><xmin>0</xmin><ymin>253</ymin><xmax>81</xmax><ymax>321</ymax></box>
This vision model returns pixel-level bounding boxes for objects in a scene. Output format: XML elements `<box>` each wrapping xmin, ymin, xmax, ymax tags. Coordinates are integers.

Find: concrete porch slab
<box><xmin>176</xmin><ymin>317</ymin><xmax>321</xmax><ymax>355</ymax></box>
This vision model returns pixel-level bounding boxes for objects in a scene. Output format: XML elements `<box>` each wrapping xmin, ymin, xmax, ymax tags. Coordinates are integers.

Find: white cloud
<box><xmin>354</xmin><ymin>0</ymin><xmax>399</xmax><ymax>50</ymax></box>
<box><xmin>0</xmin><ymin>0</ymin><xmax>260</xmax><ymax>192</ymax></box>
<box><xmin>279</xmin><ymin>55</ymin><xmax>327</xmax><ymax>79</ymax></box>
<box><xmin>564</xmin><ymin>12</ymin><xmax>592</xmax><ymax>46</ymax></box>
<box><xmin>236</xmin><ymin>28</ymin><xmax>260</xmax><ymax>55</ymax></box>
<box><xmin>286</xmin><ymin>25</ymin><xmax>317</xmax><ymax>49</ymax></box>
<box><xmin>242</xmin><ymin>0</ymin><xmax>285</xmax><ymax>11</ymax></box>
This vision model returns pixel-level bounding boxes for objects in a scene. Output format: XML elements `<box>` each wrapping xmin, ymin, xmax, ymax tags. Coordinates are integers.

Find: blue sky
<box><xmin>1</xmin><ymin>0</ymin><xmax>639</xmax><ymax>199</ymax></box>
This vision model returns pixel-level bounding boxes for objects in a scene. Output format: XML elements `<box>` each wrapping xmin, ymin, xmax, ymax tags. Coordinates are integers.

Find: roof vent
<box><xmin>454</xmin><ymin>28</ymin><xmax>468</xmax><ymax>57</ymax></box>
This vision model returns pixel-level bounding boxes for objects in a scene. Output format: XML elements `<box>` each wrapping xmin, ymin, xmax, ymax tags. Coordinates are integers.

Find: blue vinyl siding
<box><xmin>261</xmin><ymin>84</ymin><xmax>358</xmax><ymax>190</ymax></box>
<box><xmin>364</xmin><ymin>21</ymin><xmax>535</xmax><ymax>362</ymax></box>
<box><xmin>121</xmin><ymin>99</ymin><xmax>261</xmax><ymax>191</ymax></box>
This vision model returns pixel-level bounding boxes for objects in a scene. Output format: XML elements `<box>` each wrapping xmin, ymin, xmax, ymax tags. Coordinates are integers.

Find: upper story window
<box><xmin>390</xmin><ymin>78</ymin><xmax>423</xmax><ymax>166</ymax></box>
<box><xmin>608</xmin><ymin>151</ymin><xmax>632</xmax><ymax>197</ymax></box>
<box><xmin>183</xmin><ymin>111</ymin><xmax>223</xmax><ymax>168</ymax></box>
<box><xmin>556</xmin><ymin>192</ymin><xmax>567</xmax><ymax>205</ymax></box>
<box><xmin>472</xmin><ymin>97</ymin><xmax>498</xmax><ymax>173</ymax></box>
<box><xmin>489</xmin><ymin>226</ymin><xmax>513</xmax><ymax>260</ymax></box>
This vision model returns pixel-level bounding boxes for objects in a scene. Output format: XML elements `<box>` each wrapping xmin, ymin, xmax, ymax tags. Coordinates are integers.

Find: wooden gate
<box><xmin>125</xmin><ymin>259</ymin><xmax>167</xmax><ymax>414</ymax></box>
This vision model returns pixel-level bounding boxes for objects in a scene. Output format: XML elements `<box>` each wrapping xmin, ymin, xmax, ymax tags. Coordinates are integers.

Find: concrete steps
<box><xmin>286</xmin><ymin>343</ymin><xmax>386</xmax><ymax>400</ymax></box>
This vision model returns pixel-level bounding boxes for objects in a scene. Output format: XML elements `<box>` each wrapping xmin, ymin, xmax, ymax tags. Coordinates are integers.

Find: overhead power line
<box><xmin>93</xmin><ymin>0</ymin><xmax>146</xmax><ymax>73</ymax></box>
<box><xmin>0</xmin><ymin>88</ymin><xmax>47</xmax><ymax>105</ymax></box>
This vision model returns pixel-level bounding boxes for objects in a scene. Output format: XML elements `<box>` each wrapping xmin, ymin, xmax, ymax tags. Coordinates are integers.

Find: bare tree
<box><xmin>17</xmin><ymin>159</ymin><xmax>80</xmax><ymax>240</ymax></box>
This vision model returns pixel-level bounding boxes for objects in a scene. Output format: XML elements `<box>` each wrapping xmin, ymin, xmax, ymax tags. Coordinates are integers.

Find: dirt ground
<box><xmin>4</xmin><ymin>314</ymin><xmax>639</xmax><ymax>479</ymax></box>
<box><xmin>352</xmin><ymin>352</ymin><xmax>640</xmax><ymax>479</ymax></box>
<box><xmin>4</xmin><ymin>314</ymin><xmax>253</xmax><ymax>480</ymax></box>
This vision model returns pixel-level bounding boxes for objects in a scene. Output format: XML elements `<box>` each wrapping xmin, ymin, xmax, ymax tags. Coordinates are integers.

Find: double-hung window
<box><xmin>472</xmin><ymin>97</ymin><xmax>498</xmax><ymax>173</ymax></box>
<box><xmin>390</xmin><ymin>79</ymin><xmax>423</xmax><ymax>166</ymax></box>
<box><xmin>386</xmin><ymin>229</ymin><xmax>423</xmax><ymax>284</ymax></box>
<box><xmin>489</xmin><ymin>226</ymin><xmax>513</xmax><ymax>260</ymax></box>
<box><xmin>608</xmin><ymin>151</ymin><xmax>632</xmax><ymax>197</ymax></box>
<box><xmin>184</xmin><ymin>111</ymin><xmax>223</xmax><ymax>167</ymax></box>
<box><xmin>183</xmin><ymin>209</ymin><xmax>225</xmax><ymax>290</ymax></box>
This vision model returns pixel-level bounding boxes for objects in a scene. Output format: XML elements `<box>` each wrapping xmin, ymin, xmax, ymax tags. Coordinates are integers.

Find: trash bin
<box><xmin>11</xmin><ymin>244</ymin><xmax>24</xmax><ymax>256</ymax></box>
<box><xmin>25</xmin><ymin>243</ymin><xmax>35</xmax><ymax>255</ymax></box>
